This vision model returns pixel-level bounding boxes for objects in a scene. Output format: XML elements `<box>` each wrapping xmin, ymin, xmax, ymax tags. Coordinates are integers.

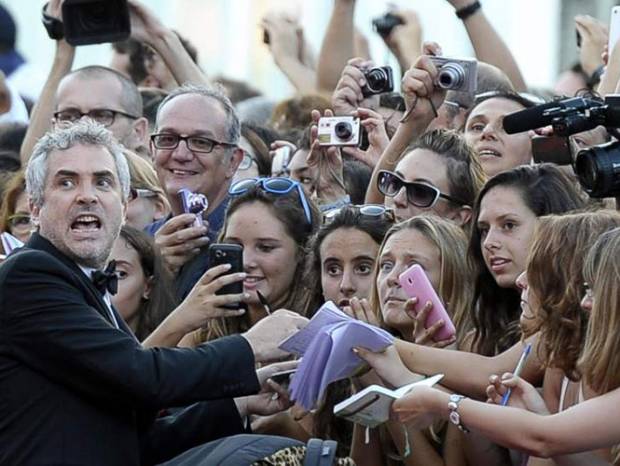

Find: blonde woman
<box><xmin>352</xmin><ymin>215</ymin><xmax>475</xmax><ymax>466</ymax></box>
<box><xmin>124</xmin><ymin>150</ymin><xmax>169</xmax><ymax>230</ymax></box>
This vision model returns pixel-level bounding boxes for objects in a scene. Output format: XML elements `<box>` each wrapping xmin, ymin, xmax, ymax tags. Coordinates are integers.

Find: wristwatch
<box><xmin>455</xmin><ymin>1</ymin><xmax>482</xmax><ymax>21</ymax></box>
<box><xmin>448</xmin><ymin>394</ymin><xmax>470</xmax><ymax>433</ymax></box>
<box><xmin>41</xmin><ymin>2</ymin><xmax>64</xmax><ymax>40</ymax></box>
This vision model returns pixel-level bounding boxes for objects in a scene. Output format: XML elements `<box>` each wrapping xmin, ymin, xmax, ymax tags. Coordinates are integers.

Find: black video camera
<box><xmin>62</xmin><ymin>0</ymin><xmax>130</xmax><ymax>46</ymax></box>
<box><xmin>503</xmin><ymin>95</ymin><xmax>620</xmax><ymax>198</ymax></box>
<box><xmin>372</xmin><ymin>13</ymin><xmax>403</xmax><ymax>37</ymax></box>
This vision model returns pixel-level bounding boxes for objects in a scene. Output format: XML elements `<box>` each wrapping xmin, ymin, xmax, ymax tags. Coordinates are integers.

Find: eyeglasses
<box><xmin>150</xmin><ymin>133</ymin><xmax>236</xmax><ymax>154</ymax></box>
<box><xmin>377</xmin><ymin>170</ymin><xmax>466</xmax><ymax>208</ymax></box>
<box><xmin>128</xmin><ymin>188</ymin><xmax>158</xmax><ymax>201</ymax></box>
<box><xmin>7</xmin><ymin>213</ymin><xmax>32</xmax><ymax>230</ymax></box>
<box><xmin>53</xmin><ymin>108</ymin><xmax>139</xmax><ymax>127</ymax></box>
<box><xmin>323</xmin><ymin>204</ymin><xmax>396</xmax><ymax>223</ymax></box>
<box><xmin>238</xmin><ymin>152</ymin><xmax>257</xmax><ymax>170</ymax></box>
<box><xmin>229</xmin><ymin>177</ymin><xmax>313</xmax><ymax>226</ymax></box>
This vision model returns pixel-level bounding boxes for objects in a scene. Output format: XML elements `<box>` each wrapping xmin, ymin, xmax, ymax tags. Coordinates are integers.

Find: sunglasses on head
<box><xmin>323</xmin><ymin>204</ymin><xmax>395</xmax><ymax>223</ymax></box>
<box><xmin>377</xmin><ymin>170</ymin><xmax>466</xmax><ymax>208</ymax></box>
<box><xmin>228</xmin><ymin>177</ymin><xmax>313</xmax><ymax>226</ymax></box>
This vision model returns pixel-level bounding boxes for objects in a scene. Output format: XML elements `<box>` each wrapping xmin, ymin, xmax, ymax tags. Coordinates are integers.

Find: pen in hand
<box><xmin>501</xmin><ymin>342</ymin><xmax>532</xmax><ymax>406</ymax></box>
<box><xmin>256</xmin><ymin>290</ymin><xmax>272</xmax><ymax>315</ymax></box>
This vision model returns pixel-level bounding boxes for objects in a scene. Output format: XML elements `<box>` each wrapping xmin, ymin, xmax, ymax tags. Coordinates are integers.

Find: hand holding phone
<box><xmin>398</xmin><ymin>264</ymin><xmax>456</xmax><ymax>342</ymax></box>
<box><xmin>208</xmin><ymin>243</ymin><xmax>245</xmax><ymax>310</ymax></box>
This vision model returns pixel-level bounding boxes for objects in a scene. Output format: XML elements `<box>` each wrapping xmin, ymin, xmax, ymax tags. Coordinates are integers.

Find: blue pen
<box><xmin>501</xmin><ymin>343</ymin><xmax>532</xmax><ymax>406</ymax></box>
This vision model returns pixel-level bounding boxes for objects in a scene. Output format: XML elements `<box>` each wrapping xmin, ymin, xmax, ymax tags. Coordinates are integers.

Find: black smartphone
<box><xmin>270</xmin><ymin>369</ymin><xmax>296</xmax><ymax>389</ymax></box>
<box><xmin>208</xmin><ymin>243</ymin><xmax>244</xmax><ymax>309</ymax></box>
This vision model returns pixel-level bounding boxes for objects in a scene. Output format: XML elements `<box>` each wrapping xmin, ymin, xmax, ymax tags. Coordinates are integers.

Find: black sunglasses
<box><xmin>377</xmin><ymin>170</ymin><xmax>466</xmax><ymax>208</ymax></box>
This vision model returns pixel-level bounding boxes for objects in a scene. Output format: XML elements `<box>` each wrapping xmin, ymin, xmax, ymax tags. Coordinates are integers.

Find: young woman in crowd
<box><xmin>179</xmin><ymin>178</ymin><xmax>321</xmax><ymax>346</ymax></box>
<box><xmin>376</xmin><ymin>129</ymin><xmax>486</xmax><ymax>225</ymax></box>
<box><xmin>124</xmin><ymin>150</ymin><xmax>169</xmax><ymax>230</ymax></box>
<box><xmin>109</xmin><ymin>225</ymin><xmax>177</xmax><ymax>341</ymax></box>
<box><xmin>350</xmin><ymin>215</ymin><xmax>475</xmax><ymax>465</ymax></box>
<box><xmin>302</xmin><ymin>205</ymin><xmax>395</xmax><ymax>452</ymax></box>
<box><xmin>462</xmin><ymin>91</ymin><xmax>537</xmax><ymax>178</ymax></box>
<box><xmin>467</xmin><ymin>163</ymin><xmax>585</xmax><ymax>357</ymax></box>
<box><xmin>375</xmin><ymin>225</ymin><xmax>620</xmax><ymax>462</ymax></box>
<box><xmin>0</xmin><ymin>170</ymin><xmax>31</xmax><ymax>245</ymax></box>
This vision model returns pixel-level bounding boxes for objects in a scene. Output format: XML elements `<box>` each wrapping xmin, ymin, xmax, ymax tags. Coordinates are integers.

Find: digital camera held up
<box><xmin>372</xmin><ymin>13</ymin><xmax>404</xmax><ymax>37</ymax></box>
<box><xmin>317</xmin><ymin>116</ymin><xmax>361</xmax><ymax>147</ymax></box>
<box><xmin>429</xmin><ymin>56</ymin><xmax>478</xmax><ymax>94</ymax></box>
<box><xmin>362</xmin><ymin>67</ymin><xmax>394</xmax><ymax>98</ymax></box>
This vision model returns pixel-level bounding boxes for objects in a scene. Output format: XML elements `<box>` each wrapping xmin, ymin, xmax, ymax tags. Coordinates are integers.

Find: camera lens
<box><xmin>437</xmin><ymin>63</ymin><xmax>465</xmax><ymax>89</ymax></box>
<box><xmin>574</xmin><ymin>141</ymin><xmax>620</xmax><ymax>198</ymax></box>
<box><xmin>335</xmin><ymin>122</ymin><xmax>353</xmax><ymax>140</ymax></box>
<box><xmin>215</xmin><ymin>250</ymin><xmax>224</xmax><ymax>258</ymax></box>
<box><xmin>365</xmin><ymin>68</ymin><xmax>387</xmax><ymax>92</ymax></box>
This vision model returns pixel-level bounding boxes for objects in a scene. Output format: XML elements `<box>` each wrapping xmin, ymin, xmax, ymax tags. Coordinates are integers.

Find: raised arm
<box><xmin>128</xmin><ymin>0</ymin><xmax>207</xmax><ymax>86</ymax></box>
<box><xmin>446</xmin><ymin>0</ymin><xmax>527</xmax><ymax>92</ymax></box>
<box><xmin>261</xmin><ymin>14</ymin><xmax>317</xmax><ymax>94</ymax></box>
<box><xmin>316</xmin><ymin>0</ymin><xmax>356</xmax><ymax>92</ymax></box>
<box><xmin>365</xmin><ymin>49</ymin><xmax>446</xmax><ymax>204</ymax></box>
<box><xmin>20</xmin><ymin>1</ymin><xmax>75</xmax><ymax>165</ymax></box>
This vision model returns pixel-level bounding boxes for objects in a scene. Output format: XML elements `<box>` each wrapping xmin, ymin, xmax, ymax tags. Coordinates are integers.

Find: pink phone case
<box><xmin>398</xmin><ymin>264</ymin><xmax>456</xmax><ymax>342</ymax></box>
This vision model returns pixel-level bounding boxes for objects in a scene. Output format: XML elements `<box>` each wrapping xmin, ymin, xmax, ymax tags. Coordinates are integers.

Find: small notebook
<box><xmin>333</xmin><ymin>374</ymin><xmax>444</xmax><ymax>428</ymax></box>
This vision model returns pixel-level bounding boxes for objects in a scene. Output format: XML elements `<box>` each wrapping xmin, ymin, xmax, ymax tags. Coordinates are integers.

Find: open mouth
<box><xmin>338</xmin><ymin>298</ymin><xmax>350</xmax><ymax>308</ymax></box>
<box><xmin>244</xmin><ymin>276</ymin><xmax>264</xmax><ymax>288</ymax></box>
<box><xmin>71</xmin><ymin>214</ymin><xmax>101</xmax><ymax>232</ymax></box>
<box><xmin>478</xmin><ymin>148</ymin><xmax>501</xmax><ymax>158</ymax></box>
<box><xmin>489</xmin><ymin>257</ymin><xmax>511</xmax><ymax>272</ymax></box>
<box><xmin>169</xmin><ymin>169</ymin><xmax>198</xmax><ymax>176</ymax></box>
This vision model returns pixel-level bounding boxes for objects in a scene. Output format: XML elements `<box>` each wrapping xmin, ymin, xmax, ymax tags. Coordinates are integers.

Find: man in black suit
<box><xmin>0</xmin><ymin>121</ymin><xmax>306</xmax><ymax>465</ymax></box>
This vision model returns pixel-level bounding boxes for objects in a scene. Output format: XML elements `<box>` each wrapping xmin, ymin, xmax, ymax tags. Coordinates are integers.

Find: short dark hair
<box><xmin>408</xmin><ymin>129</ymin><xmax>486</xmax><ymax>207</ymax></box>
<box><xmin>61</xmin><ymin>65</ymin><xmax>143</xmax><ymax>117</ymax></box>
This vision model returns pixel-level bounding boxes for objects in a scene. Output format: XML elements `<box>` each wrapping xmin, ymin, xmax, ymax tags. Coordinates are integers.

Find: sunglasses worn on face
<box><xmin>229</xmin><ymin>177</ymin><xmax>313</xmax><ymax>226</ymax></box>
<box><xmin>377</xmin><ymin>170</ymin><xmax>466</xmax><ymax>208</ymax></box>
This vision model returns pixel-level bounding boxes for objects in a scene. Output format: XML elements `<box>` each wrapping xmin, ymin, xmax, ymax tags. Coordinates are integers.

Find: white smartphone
<box><xmin>609</xmin><ymin>7</ymin><xmax>620</xmax><ymax>54</ymax></box>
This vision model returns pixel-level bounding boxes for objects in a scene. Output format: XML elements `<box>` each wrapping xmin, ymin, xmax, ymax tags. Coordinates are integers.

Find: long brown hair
<box><xmin>526</xmin><ymin>211</ymin><xmax>620</xmax><ymax>380</ymax></box>
<box><xmin>201</xmin><ymin>185</ymin><xmax>320</xmax><ymax>340</ymax></box>
<box><xmin>468</xmin><ymin>164</ymin><xmax>586</xmax><ymax>356</ymax></box>
<box><xmin>579</xmin><ymin>227</ymin><xmax>620</xmax><ymax>394</ymax></box>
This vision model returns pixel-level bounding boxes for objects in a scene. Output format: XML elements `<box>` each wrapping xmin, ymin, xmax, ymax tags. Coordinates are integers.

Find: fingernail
<box><xmin>224</xmin><ymin>263</ymin><xmax>232</xmax><ymax>269</ymax></box>
<box><xmin>352</xmin><ymin>347</ymin><xmax>359</xmax><ymax>354</ymax></box>
<box><xmin>244</xmin><ymin>293</ymin><xmax>251</xmax><ymax>299</ymax></box>
<box><xmin>359</xmin><ymin>78</ymin><xmax>365</xmax><ymax>86</ymax></box>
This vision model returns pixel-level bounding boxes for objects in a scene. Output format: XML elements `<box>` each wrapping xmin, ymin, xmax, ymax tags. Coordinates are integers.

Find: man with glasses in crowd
<box><xmin>146</xmin><ymin>83</ymin><xmax>244</xmax><ymax>298</ymax></box>
<box><xmin>54</xmin><ymin>65</ymin><xmax>149</xmax><ymax>156</ymax></box>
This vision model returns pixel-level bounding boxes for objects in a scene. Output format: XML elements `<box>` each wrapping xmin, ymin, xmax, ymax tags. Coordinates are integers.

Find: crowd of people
<box><xmin>1</xmin><ymin>0</ymin><xmax>620</xmax><ymax>464</ymax></box>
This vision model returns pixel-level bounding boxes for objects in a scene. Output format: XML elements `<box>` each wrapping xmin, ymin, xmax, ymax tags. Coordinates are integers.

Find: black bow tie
<box><xmin>91</xmin><ymin>260</ymin><xmax>118</xmax><ymax>296</ymax></box>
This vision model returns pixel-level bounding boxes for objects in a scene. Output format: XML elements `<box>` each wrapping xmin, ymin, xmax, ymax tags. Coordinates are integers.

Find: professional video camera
<box><xmin>502</xmin><ymin>95</ymin><xmax>620</xmax><ymax>198</ymax></box>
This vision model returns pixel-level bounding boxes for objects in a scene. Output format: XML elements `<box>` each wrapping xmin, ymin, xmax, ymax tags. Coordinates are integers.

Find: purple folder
<box><xmin>286</xmin><ymin>301</ymin><xmax>394</xmax><ymax>410</ymax></box>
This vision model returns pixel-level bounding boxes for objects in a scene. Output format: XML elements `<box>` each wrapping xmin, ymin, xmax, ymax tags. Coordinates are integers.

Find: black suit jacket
<box><xmin>0</xmin><ymin>233</ymin><xmax>260</xmax><ymax>466</ymax></box>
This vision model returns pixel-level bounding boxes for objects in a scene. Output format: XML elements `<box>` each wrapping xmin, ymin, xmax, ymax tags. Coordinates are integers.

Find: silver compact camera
<box><xmin>429</xmin><ymin>56</ymin><xmax>478</xmax><ymax>94</ymax></box>
<box><xmin>317</xmin><ymin>116</ymin><xmax>361</xmax><ymax>147</ymax></box>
